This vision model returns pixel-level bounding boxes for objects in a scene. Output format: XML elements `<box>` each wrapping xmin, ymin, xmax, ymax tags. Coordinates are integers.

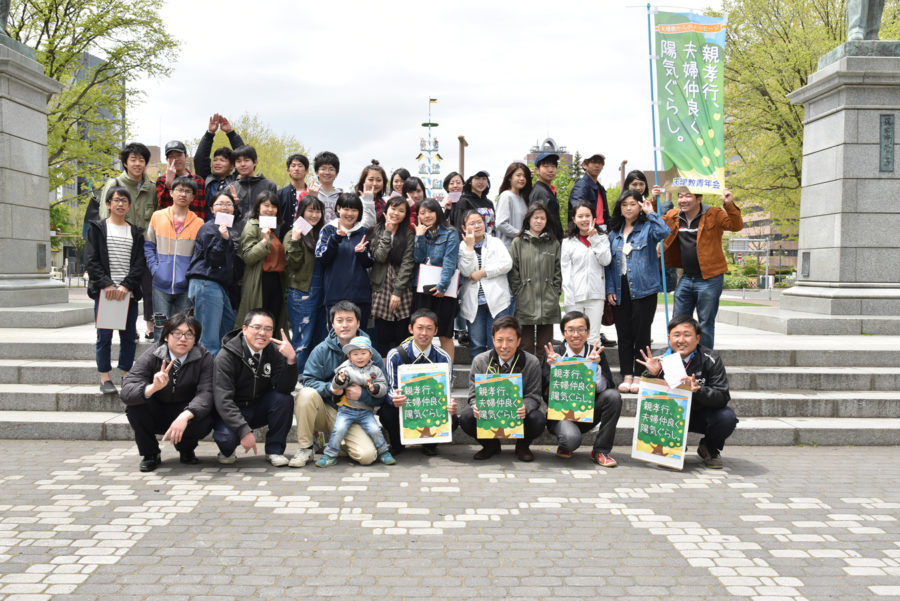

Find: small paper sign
<box><xmin>548</xmin><ymin>358</ymin><xmax>596</xmax><ymax>422</ymax></box>
<box><xmin>259</xmin><ymin>215</ymin><xmax>277</xmax><ymax>230</ymax></box>
<box><xmin>447</xmin><ymin>191</ymin><xmax>462</xmax><ymax>204</ymax></box>
<box><xmin>293</xmin><ymin>216</ymin><xmax>313</xmax><ymax>235</ymax></box>
<box><xmin>417</xmin><ymin>264</ymin><xmax>460</xmax><ymax>298</ymax></box>
<box><xmin>214</xmin><ymin>212</ymin><xmax>234</xmax><ymax>228</ymax></box>
<box><xmin>475</xmin><ymin>373</ymin><xmax>523</xmax><ymax>439</ymax></box>
<box><xmin>397</xmin><ymin>364</ymin><xmax>453</xmax><ymax>445</ymax></box>
<box><xmin>631</xmin><ymin>378</ymin><xmax>692</xmax><ymax>470</ymax></box>
<box><xmin>660</xmin><ymin>352</ymin><xmax>689</xmax><ymax>389</ymax></box>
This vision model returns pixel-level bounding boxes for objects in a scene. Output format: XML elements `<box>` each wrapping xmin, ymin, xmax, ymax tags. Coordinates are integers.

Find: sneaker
<box><xmin>99</xmin><ymin>380</ymin><xmax>118</xmax><ymax>395</ymax></box>
<box><xmin>139</xmin><ymin>453</ymin><xmax>161</xmax><ymax>472</ymax></box>
<box><xmin>217</xmin><ymin>452</ymin><xmax>237</xmax><ymax>465</ymax></box>
<box><xmin>697</xmin><ymin>441</ymin><xmax>723</xmax><ymax>468</ymax></box>
<box><xmin>288</xmin><ymin>447</ymin><xmax>314</xmax><ymax>468</ymax></box>
<box><xmin>421</xmin><ymin>444</ymin><xmax>437</xmax><ymax>457</ymax></box>
<box><xmin>556</xmin><ymin>446</ymin><xmax>573</xmax><ymax>459</ymax></box>
<box><xmin>591</xmin><ymin>450</ymin><xmax>618</xmax><ymax>467</ymax></box>
<box><xmin>379</xmin><ymin>451</ymin><xmax>397</xmax><ymax>465</ymax></box>
<box><xmin>267</xmin><ymin>454</ymin><xmax>289</xmax><ymax>467</ymax></box>
<box><xmin>315</xmin><ymin>454</ymin><xmax>338</xmax><ymax>468</ymax></box>
<box><xmin>179</xmin><ymin>450</ymin><xmax>200</xmax><ymax>465</ymax></box>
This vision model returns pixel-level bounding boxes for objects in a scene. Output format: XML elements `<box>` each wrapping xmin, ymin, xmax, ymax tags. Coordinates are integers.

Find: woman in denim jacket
<box><xmin>413</xmin><ymin>197</ymin><xmax>460</xmax><ymax>361</ymax></box>
<box><xmin>605</xmin><ymin>190</ymin><xmax>671</xmax><ymax>393</ymax></box>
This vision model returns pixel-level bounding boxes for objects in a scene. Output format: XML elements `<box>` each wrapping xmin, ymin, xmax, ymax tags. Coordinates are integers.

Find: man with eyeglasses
<box><xmin>654</xmin><ymin>185</ymin><xmax>743</xmax><ymax>349</ymax></box>
<box><xmin>541</xmin><ymin>311</ymin><xmax>623</xmax><ymax>467</ymax></box>
<box><xmin>212</xmin><ymin>309</ymin><xmax>298</xmax><ymax>467</ymax></box>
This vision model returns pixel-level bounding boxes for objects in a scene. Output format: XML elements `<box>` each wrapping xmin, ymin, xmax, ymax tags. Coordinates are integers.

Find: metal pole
<box><xmin>458</xmin><ymin>135</ymin><xmax>468</xmax><ymax>179</ymax></box>
<box><xmin>647</xmin><ymin>3</ymin><xmax>670</xmax><ymax>325</ymax></box>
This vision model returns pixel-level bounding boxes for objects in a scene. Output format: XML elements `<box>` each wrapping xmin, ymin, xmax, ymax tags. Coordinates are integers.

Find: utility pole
<box><xmin>457</xmin><ymin>135</ymin><xmax>468</xmax><ymax>179</ymax></box>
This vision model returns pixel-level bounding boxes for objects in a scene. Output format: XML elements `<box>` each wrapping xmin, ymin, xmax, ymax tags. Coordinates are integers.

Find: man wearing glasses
<box><xmin>654</xmin><ymin>185</ymin><xmax>742</xmax><ymax>349</ymax></box>
<box><xmin>212</xmin><ymin>309</ymin><xmax>298</xmax><ymax>467</ymax></box>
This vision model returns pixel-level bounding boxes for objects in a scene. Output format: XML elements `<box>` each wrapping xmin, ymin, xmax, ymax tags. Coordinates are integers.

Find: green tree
<box><xmin>722</xmin><ymin>0</ymin><xmax>900</xmax><ymax>237</ymax></box>
<box><xmin>192</xmin><ymin>113</ymin><xmax>308</xmax><ymax>189</ymax></box>
<box><xmin>6</xmin><ymin>0</ymin><xmax>179</xmax><ymax>211</ymax></box>
<box><xmin>531</xmin><ymin>157</ymin><xmax>577</xmax><ymax>225</ymax></box>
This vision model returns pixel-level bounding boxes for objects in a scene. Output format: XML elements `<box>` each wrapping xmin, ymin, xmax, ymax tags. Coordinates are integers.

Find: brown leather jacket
<box><xmin>661</xmin><ymin>201</ymin><xmax>743</xmax><ymax>279</ymax></box>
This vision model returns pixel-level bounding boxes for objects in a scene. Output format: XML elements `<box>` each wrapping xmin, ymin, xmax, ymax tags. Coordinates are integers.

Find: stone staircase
<box><xmin>2</xmin><ymin>335</ymin><xmax>898</xmax><ymax>447</ymax></box>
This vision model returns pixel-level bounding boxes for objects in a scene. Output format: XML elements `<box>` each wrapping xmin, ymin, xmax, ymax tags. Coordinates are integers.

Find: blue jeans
<box><xmin>286</xmin><ymin>280</ymin><xmax>327</xmax><ymax>374</ymax></box>
<box><xmin>673</xmin><ymin>273</ymin><xmax>724</xmax><ymax>349</ymax></box>
<box><xmin>212</xmin><ymin>389</ymin><xmax>294</xmax><ymax>456</ymax></box>
<box><xmin>466</xmin><ymin>303</ymin><xmax>513</xmax><ymax>359</ymax></box>
<box><xmin>151</xmin><ymin>287</ymin><xmax>191</xmax><ymax>341</ymax></box>
<box><xmin>324</xmin><ymin>407</ymin><xmax>389</xmax><ymax>458</ymax></box>
<box><xmin>94</xmin><ymin>297</ymin><xmax>138</xmax><ymax>373</ymax></box>
<box><xmin>188</xmin><ymin>278</ymin><xmax>235</xmax><ymax>357</ymax></box>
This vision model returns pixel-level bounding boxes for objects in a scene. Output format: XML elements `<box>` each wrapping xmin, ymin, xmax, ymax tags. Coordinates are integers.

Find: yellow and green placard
<box><xmin>548</xmin><ymin>358</ymin><xmax>596</xmax><ymax>423</ymax></box>
<box><xmin>397</xmin><ymin>364</ymin><xmax>453</xmax><ymax>445</ymax></box>
<box><xmin>475</xmin><ymin>373</ymin><xmax>523</xmax><ymax>439</ymax></box>
<box><xmin>631</xmin><ymin>377</ymin><xmax>693</xmax><ymax>470</ymax></box>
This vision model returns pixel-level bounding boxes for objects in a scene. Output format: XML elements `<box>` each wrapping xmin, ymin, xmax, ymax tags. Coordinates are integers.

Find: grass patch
<box><xmin>655</xmin><ymin>293</ymin><xmax>764</xmax><ymax>307</ymax></box>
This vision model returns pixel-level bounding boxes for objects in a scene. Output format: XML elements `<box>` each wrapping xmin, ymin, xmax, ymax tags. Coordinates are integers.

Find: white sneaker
<box><xmin>288</xmin><ymin>447</ymin><xmax>314</xmax><ymax>468</ymax></box>
<box><xmin>217</xmin><ymin>452</ymin><xmax>237</xmax><ymax>465</ymax></box>
<box><xmin>267</xmin><ymin>454</ymin><xmax>289</xmax><ymax>467</ymax></box>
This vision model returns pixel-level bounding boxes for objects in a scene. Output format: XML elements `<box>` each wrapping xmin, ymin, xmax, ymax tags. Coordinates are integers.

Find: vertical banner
<box><xmin>474</xmin><ymin>374</ymin><xmax>524</xmax><ymax>439</ymax></box>
<box><xmin>547</xmin><ymin>359</ymin><xmax>596</xmax><ymax>423</ymax></box>
<box><xmin>397</xmin><ymin>363</ymin><xmax>453</xmax><ymax>445</ymax></box>
<box><xmin>631</xmin><ymin>377</ymin><xmax>692</xmax><ymax>470</ymax></box>
<box><xmin>654</xmin><ymin>11</ymin><xmax>728</xmax><ymax>196</ymax></box>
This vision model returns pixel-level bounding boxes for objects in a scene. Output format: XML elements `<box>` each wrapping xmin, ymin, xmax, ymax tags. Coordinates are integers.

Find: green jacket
<box><xmin>368</xmin><ymin>227</ymin><xmax>415</xmax><ymax>297</ymax></box>
<box><xmin>98</xmin><ymin>171</ymin><xmax>157</xmax><ymax>229</ymax></box>
<box><xmin>283</xmin><ymin>229</ymin><xmax>317</xmax><ymax>291</ymax></box>
<box><xmin>508</xmin><ymin>231</ymin><xmax>562</xmax><ymax>325</ymax></box>
<box><xmin>235</xmin><ymin>219</ymin><xmax>288</xmax><ymax>331</ymax></box>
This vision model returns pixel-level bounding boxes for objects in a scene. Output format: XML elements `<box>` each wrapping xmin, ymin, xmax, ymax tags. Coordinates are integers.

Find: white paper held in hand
<box><xmin>97</xmin><ymin>295</ymin><xmax>129</xmax><ymax>330</ymax></box>
<box><xmin>293</xmin><ymin>216</ymin><xmax>313</xmax><ymax>235</ymax></box>
<box><xmin>259</xmin><ymin>215</ymin><xmax>277</xmax><ymax>230</ymax></box>
<box><xmin>447</xmin><ymin>191</ymin><xmax>462</xmax><ymax>204</ymax></box>
<box><xmin>214</xmin><ymin>212</ymin><xmax>234</xmax><ymax>227</ymax></box>
<box><xmin>660</xmin><ymin>352</ymin><xmax>689</xmax><ymax>389</ymax></box>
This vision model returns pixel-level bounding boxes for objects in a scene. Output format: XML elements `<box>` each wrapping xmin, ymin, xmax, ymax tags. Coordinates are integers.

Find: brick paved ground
<box><xmin>0</xmin><ymin>441</ymin><xmax>897</xmax><ymax>601</ymax></box>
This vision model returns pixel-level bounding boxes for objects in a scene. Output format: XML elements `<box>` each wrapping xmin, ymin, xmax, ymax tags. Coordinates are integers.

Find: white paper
<box><xmin>293</xmin><ymin>216</ymin><xmax>313</xmax><ymax>235</ymax></box>
<box><xmin>660</xmin><ymin>352</ymin><xmax>689</xmax><ymax>389</ymax></box>
<box><xmin>447</xmin><ymin>191</ymin><xmax>462</xmax><ymax>204</ymax></box>
<box><xmin>259</xmin><ymin>215</ymin><xmax>277</xmax><ymax>230</ymax></box>
<box><xmin>416</xmin><ymin>264</ymin><xmax>460</xmax><ymax>298</ymax></box>
<box><xmin>214</xmin><ymin>212</ymin><xmax>234</xmax><ymax>227</ymax></box>
<box><xmin>96</xmin><ymin>295</ymin><xmax>129</xmax><ymax>330</ymax></box>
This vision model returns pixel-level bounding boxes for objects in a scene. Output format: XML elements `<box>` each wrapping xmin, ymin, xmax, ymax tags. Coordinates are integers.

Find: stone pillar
<box><xmin>0</xmin><ymin>41</ymin><xmax>66</xmax><ymax>307</ymax></box>
<box><xmin>783</xmin><ymin>49</ymin><xmax>900</xmax><ymax>321</ymax></box>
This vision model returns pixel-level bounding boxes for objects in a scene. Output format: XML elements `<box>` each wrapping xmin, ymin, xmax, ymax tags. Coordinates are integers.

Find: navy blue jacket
<box><xmin>315</xmin><ymin>220</ymin><xmax>374</xmax><ymax>306</ymax></box>
<box><xmin>570</xmin><ymin>174</ymin><xmax>611</xmax><ymax>226</ymax></box>
<box><xmin>186</xmin><ymin>220</ymin><xmax>238</xmax><ymax>288</ymax></box>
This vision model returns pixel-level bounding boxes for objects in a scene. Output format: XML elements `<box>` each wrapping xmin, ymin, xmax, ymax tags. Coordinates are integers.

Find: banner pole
<box><xmin>647</xmin><ymin>2</ymin><xmax>670</xmax><ymax>326</ymax></box>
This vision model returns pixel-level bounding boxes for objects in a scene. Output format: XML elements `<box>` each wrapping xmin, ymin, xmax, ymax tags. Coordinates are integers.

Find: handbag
<box><xmin>601</xmin><ymin>300</ymin><xmax>615</xmax><ymax>326</ymax></box>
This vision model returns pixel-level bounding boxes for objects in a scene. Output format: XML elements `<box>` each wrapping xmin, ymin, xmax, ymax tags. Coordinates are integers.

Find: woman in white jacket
<box><xmin>458</xmin><ymin>210</ymin><xmax>513</xmax><ymax>358</ymax></box>
<box><xmin>561</xmin><ymin>202</ymin><xmax>611</xmax><ymax>346</ymax></box>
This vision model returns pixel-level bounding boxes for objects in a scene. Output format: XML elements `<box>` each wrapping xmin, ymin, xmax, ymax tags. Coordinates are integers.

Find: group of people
<box><xmin>84</xmin><ymin>114</ymin><xmax>743</xmax><ymax>471</ymax></box>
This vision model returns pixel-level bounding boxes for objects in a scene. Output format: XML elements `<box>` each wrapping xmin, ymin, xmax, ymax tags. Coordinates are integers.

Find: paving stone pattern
<box><xmin>0</xmin><ymin>441</ymin><xmax>898</xmax><ymax>601</ymax></box>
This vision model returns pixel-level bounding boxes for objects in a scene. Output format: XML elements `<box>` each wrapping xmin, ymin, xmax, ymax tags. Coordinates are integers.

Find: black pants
<box><xmin>689</xmin><ymin>406</ymin><xmax>738</xmax><ymax>452</ymax></box>
<box><xmin>613</xmin><ymin>276</ymin><xmax>658</xmax><ymax>377</ymax></box>
<box><xmin>261</xmin><ymin>271</ymin><xmax>283</xmax><ymax>322</ymax></box>
<box><xmin>374</xmin><ymin>317</ymin><xmax>410</xmax><ymax>358</ymax></box>
<box><xmin>547</xmin><ymin>388</ymin><xmax>622</xmax><ymax>454</ymax></box>
<box><xmin>125</xmin><ymin>400</ymin><xmax>214</xmax><ymax>457</ymax></box>
<box><xmin>141</xmin><ymin>269</ymin><xmax>154</xmax><ymax>322</ymax></box>
<box><xmin>457</xmin><ymin>405</ymin><xmax>546</xmax><ymax>447</ymax></box>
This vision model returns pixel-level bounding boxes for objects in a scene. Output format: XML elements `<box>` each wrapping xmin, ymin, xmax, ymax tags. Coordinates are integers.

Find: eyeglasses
<box><xmin>212</xmin><ymin>201</ymin><xmax>233</xmax><ymax>208</ymax></box>
<box><xmin>247</xmin><ymin>324</ymin><xmax>274</xmax><ymax>333</ymax></box>
<box><xmin>564</xmin><ymin>328</ymin><xmax>588</xmax><ymax>335</ymax></box>
<box><xmin>169</xmin><ymin>330</ymin><xmax>195</xmax><ymax>340</ymax></box>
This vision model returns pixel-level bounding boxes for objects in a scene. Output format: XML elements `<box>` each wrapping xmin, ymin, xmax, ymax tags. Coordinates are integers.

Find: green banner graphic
<box><xmin>475</xmin><ymin>374</ymin><xmax>524</xmax><ymax>439</ymax></box>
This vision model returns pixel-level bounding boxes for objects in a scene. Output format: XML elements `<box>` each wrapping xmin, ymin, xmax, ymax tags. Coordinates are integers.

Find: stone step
<box><xmin>0</xmin><ymin>301</ymin><xmax>95</xmax><ymax>329</ymax></box>
<box><xmin>1</xmin><ymin>410</ymin><xmax>897</xmax><ymax>447</ymax></box>
<box><xmin>5</xmin><ymin>384</ymin><xmax>899</xmax><ymax>419</ymax></box>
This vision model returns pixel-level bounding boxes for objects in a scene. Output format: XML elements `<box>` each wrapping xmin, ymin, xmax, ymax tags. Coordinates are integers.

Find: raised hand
<box><xmin>219</xmin><ymin>115</ymin><xmax>233</xmax><ymax>133</ymax></box>
<box><xmin>635</xmin><ymin>346</ymin><xmax>661</xmax><ymax>376</ymax></box>
<box><xmin>152</xmin><ymin>359</ymin><xmax>173</xmax><ymax>392</ymax></box>
<box><xmin>207</xmin><ymin>114</ymin><xmax>219</xmax><ymax>134</ymax></box>
<box><xmin>544</xmin><ymin>342</ymin><xmax>560</xmax><ymax>365</ymax></box>
<box><xmin>354</xmin><ymin>237</ymin><xmax>369</xmax><ymax>253</ymax></box>
<box><xmin>640</xmin><ymin>198</ymin><xmax>655</xmax><ymax>214</ymax></box>
<box><xmin>415</xmin><ymin>221</ymin><xmax>428</xmax><ymax>236</ymax></box>
<box><xmin>722</xmin><ymin>188</ymin><xmax>733</xmax><ymax>206</ymax></box>
<box><xmin>218</xmin><ymin>224</ymin><xmax>230</xmax><ymax>240</ymax></box>
<box><xmin>587</xmin><ymin>340</ymin><xmax>604</xmax><ymax>364</ymax></box>
<box><xmin>270</xmin><ymin>329</ymin><xmax>296</xmax><ymax>364</ymax></box>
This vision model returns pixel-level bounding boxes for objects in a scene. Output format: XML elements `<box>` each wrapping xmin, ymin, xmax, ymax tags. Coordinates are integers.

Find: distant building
<box><xmin>526</xmin><ymin>138</ymin><xmax>573</xmax><ymax>168</ymax></box>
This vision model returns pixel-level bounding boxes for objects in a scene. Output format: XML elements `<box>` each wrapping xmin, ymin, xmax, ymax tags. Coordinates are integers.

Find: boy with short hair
<box><xmin>529</xmin><ymin>152</ymin><xmax>563</xmax><ymax>239</ymax></box>
<box><xmin>194</xmin><ymin>114</ymin><xmax>245</xmax><ymax>220</ymax></box>
<box><xmin>311</xmin><ymin>151</ymin><xmax>342</xmax><ymax>223</ymax></box>
<box><xmin>315</xmin><ymin>336</ymin><xmax>396</xmax><ymax>467</ymax></box>
<box><xmin>278</xmin><ymin>153</ymin><xmax>310</xmax><ymax>238</ymax></box>
<box><xmin>144</xmin><ymin>176</ymin><xmax>205</xmax><ymax>341</ymax></box>
<box><xmin>570</xmin><ymin>153</ymin><xmax>611</xmax><ymax>229</ymax></box>
<box><xmin>228</xmin><ymin>144</ymin><xmax>278</xmax><ymax>234</ymax></box>
<box><xmin>156</xmin><ymin>140</ymin><xmax>208</xmax><ymax>220</ymax></box>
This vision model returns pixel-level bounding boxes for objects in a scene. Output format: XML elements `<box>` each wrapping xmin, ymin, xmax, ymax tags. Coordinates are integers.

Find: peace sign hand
<box><xmin>152</xmin><ymin>359</ymin><xmax>173</xmax><ymax>393</ymax></box>
<box><xmin>354</xmin><ymin>237</ymin><xmax>369</xmax><ymax>253</ymax></box>
<box><xmin>587</xmin><ymin>340</ymin><xmax>604</xmax><ymax>363</ymax></box>
<box><xmin>270</xmin><ymin>329</ymin><xmax>296</xmax><ymax>364</ymax></box>
<box><xmin>544</xmin><ymin>343</ymin><xmax>560</xmax><ymax>365</ymax></box>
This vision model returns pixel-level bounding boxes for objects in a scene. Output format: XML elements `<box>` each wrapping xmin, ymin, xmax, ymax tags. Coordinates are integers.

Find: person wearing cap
<box><xmin>315</xmin><ymin>335</ymin><xmax>395</xmax><ymax>467</ymax></box>
<box><xmin>529</xmin><ymin>152</ymin><xmax>564</xmax><ymax>240</ymax></box>
<box><xmin>156</xmin><ymin>140</ymin><xmax>208</xmax><ymax>220</ymax></box>
<box><xmin>653</xmin><ymin>184</ymin><xmax>742</xmax><ymax>349</ymax></box>
<box><xmin>450</xmin><ymin>170</ymin><xmax>495</xmax><ymax>233</ymax></box>
<box><xmin>570</xmin><ymin>153</ymin><xmax>612</xmax><ymax>230</ymax></box>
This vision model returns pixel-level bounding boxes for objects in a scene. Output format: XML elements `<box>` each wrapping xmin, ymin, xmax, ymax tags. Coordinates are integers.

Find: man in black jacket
<box><xmin>528</xmin><ymin>152</ymin><xmax>563</xmax><ymax>239</ymax></box>
<box><xmin>212</xmin><ymin>309</ymin><xmax>298</xmax><ymax>467</ymax></box>
<box><xmin>541</xmin><ymin>311</ymin><xmax>622</xmax><ymax>467</ymax></box>
<box><xmin>569</xmin><ymin>153</ymin><xmax>611</xmax><ymax>230</ymax></box>
<box><xmin>638</xmin><ymin>315</ymin><xmax>737</xmax><ymax>468</ymax></box>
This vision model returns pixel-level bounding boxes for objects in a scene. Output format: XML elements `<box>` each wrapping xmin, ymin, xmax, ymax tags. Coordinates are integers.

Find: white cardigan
<box><xmin>560</xmin><ymin>232</ymin><xmax>611</xmax><ymax>304</ymax></box>
<box><xmin>457</xmin><ymin>236</ymin><xmax>513</xmax><ymax>322</ymax></box>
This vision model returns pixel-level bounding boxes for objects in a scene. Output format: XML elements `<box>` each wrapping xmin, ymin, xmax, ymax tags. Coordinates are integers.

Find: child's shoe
<box><xmin>315</xmin><ymin>454</ymin><xmax>338</xmax><ymax>468</ymax></box>
<box><xmin>379</xmin><ymin>451</ymin><xmax>396</xmax><ymax>465</ymax></box>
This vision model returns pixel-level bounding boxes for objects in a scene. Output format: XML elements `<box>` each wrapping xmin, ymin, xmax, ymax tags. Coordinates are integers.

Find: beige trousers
<box><xmin>293</xmin><ymin>387</ymin><xmax>377</xmax><ymax>465</ymax></box>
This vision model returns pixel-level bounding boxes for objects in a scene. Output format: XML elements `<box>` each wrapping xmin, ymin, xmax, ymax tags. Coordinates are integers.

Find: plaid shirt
<box><xmin>156</xmin><ymin>172</ymin><xmax>207</xmax><ymax>221</ymax></box>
